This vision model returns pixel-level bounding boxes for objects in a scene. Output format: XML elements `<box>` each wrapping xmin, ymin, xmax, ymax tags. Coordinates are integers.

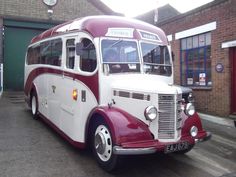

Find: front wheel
<box><xmin>91</xmin><ymin>120</ymin><xmax>120</xmax><ymax>172</ymax></box>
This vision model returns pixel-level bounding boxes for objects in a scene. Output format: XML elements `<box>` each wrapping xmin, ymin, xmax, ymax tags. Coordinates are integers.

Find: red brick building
<box><xmin>139</xmin><ymin>0</ymin><xmax>236</xmax><ymax>117</ymax></box>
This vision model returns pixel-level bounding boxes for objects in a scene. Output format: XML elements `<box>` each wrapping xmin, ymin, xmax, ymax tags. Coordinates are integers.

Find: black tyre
<box><xmin>175</xmin><ymin>144</ymin><xmax>194</xmax><ymax>154</ymax></box>
<box><xmin>91</xmin><ymin>119</ymin><xmax>120</xmax><ymax>172</ymax></box>
<box><xmin>30</xmin><ymin>92</ymin><xmax>39</xmax><ymax>120</ymax></box>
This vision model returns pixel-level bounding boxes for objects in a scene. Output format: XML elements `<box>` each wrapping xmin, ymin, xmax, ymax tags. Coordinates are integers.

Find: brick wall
<box><xmin>158</xmin><ymin>0</ymin><xmax>236</xmax><ymax>117</ymax></box>
<box><xmin>0</xmin><ymin>0</ymin><xmax>104</xmax><ymax>21</ymax></box>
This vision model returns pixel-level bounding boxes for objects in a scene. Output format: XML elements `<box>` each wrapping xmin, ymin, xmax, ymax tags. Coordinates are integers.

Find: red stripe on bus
<box><xmin>24</xmin><ymin>67</ymin><xmax>99</xmax><ymax>103</ymax></box>
<box><xmin>39</xmin><ymin>112</ymin><xmax>86</xmax><ymax>149</ymax></box>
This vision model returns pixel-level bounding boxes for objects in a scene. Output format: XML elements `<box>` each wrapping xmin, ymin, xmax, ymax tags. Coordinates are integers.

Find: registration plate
<box><xmin>164</xmin><ymin>141</ymin><xmax>189</xmax><ymax>153</ymax></box>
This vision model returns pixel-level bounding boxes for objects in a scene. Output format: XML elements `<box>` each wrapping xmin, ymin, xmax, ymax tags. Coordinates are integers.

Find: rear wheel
<box><xmin>30</xmin><ymin>92</ymin><xmax>39</xmax><ymax>119</ymax></box>
<box><xmin>91</xmin><ymin>119</ymin><xmax>120</xmax><ymax>172</ymax></box>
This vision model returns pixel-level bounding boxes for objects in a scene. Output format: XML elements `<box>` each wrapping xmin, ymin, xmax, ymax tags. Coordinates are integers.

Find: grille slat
<box><xmin>113</xmin><ymin>90</ymin><xmax>150</xmax><ymax>101</ymax></box>
<box><xmin>158</xmin><ymin>94</ymin><xmax>182</xmax><ymax>139</ymax></box>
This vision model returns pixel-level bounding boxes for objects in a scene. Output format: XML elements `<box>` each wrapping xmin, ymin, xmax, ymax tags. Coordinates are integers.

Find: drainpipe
<box><xmin>0</xmin><ymin>17</ymin><xmax>3</xmax><ymax>96</ymax></box>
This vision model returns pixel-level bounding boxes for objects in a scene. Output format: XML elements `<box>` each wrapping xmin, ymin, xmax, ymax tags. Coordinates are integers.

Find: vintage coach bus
<box><xmin>24</xmin><ymin>16</ymin><xmax>211</xmax><ymax>171</ymax></box>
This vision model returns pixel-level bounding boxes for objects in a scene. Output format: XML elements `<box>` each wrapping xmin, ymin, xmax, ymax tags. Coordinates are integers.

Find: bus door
<box><xmin>59</xmin><ymin>35</ymin><xmax>79</xmax><ymax>137</ymax></box>
<box><xmin>59</xmin><ymin>33</ymin><xmax>99</xmax><ymax>142</ymax></box>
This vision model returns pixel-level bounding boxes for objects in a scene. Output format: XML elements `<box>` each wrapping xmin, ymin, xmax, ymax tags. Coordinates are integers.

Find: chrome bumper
<box><xmin>195</xmin><ymin>131</ymin><xmax>212</xmax><ymax>143</ymax></box>
<box><xmin>113</xmin><ymin>146</ymin><xmax>156</xmax><ymax>155</ymax></box>
<box><xmin>113</xmin><ymin>132</ymin><xmax>211</xmax><ymax>155</ymax></box>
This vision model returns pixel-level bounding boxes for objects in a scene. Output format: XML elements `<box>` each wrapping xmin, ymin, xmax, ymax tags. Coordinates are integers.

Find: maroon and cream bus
<box><xmin>24</xmin><ymin>16</ymin><xmax>211</xmax><ymax>171</ymax></box>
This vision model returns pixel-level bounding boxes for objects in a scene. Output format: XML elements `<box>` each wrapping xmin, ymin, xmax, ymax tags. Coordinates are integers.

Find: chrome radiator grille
<box><xmin>158</xmin><ymin>94</ymin><xmax>182</xmax><ymax>139</ymax></box>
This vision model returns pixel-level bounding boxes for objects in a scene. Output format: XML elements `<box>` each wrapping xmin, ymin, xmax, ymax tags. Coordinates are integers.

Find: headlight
<box><xmin>190</xmin><ymin>126</ymin><xmax>198</xmax><ymax>137</ymax></box>
<box><xmin>185</xmin><ymin>103</ymin><xmax>195</xmax><ymax>116</ymax></box>
<box><xmin>144</xmin><ymin>106</ymin><xmax>157</xmax><ymax>121</ymax></box>
<box><xmin>188</xmin><ymin>92</ymin><xmax>194</xmax><ymax>103</ymax></box>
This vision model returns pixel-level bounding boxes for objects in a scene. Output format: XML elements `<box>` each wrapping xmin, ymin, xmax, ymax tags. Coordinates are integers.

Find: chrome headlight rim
<box><xmin>185</xmin><ymin>103</ymin><xmax>195</xmax><ymax>116</ymax></box>
<box><xmin>144</xmin><ymin>106</ymin><xmax>157</xmax><ymax>121</ymax></box>
<box><xmin>190</xmin><ymin>126</ymin><xmax>198</xmax><ymax>137</ymax></box>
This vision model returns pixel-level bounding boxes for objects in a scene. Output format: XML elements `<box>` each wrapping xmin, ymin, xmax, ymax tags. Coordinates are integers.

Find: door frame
<box><xmin>230</xmin><ymin>47</ymin><xmax>236</xmax><ymax>114</ymax></box>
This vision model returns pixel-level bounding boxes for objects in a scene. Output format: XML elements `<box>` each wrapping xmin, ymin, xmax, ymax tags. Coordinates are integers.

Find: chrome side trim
<box><xmin>113</xmin><ymin>146</ymin><xmax>156</xmax><ymax>155</ymax></box>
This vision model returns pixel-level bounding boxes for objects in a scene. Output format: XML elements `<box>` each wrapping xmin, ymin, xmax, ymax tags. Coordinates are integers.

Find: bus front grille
<box><xmin>158</xmin><ymin>94</ymin><xmax>182</xmax><ymax>139</ymax></box>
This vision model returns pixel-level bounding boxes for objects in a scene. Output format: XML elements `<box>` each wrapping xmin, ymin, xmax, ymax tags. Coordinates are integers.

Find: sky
<box><xmin>101</xmin><ymin>0</ymin><xmax>214</xmax><ymax>17</ymax></box>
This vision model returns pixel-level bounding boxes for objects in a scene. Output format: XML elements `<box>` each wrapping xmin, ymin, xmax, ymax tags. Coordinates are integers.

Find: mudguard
<box><xmin>24</xmin><ymin>82</ymin><xmax>38</xmax><ymax>107</ymax></box>
<box><xmin>87</xmin><ymin>106</ymin><xmax>153</xmax><ymax>145</ymax></box>
<box><xmin>181</xmin><ymin>112</ymin><xmax>207</xmax><ymax>140</ymax></box>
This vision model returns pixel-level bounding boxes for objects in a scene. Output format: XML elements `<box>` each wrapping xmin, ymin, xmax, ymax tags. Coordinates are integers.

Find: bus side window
<box><xmin>27</xmin><ymin>45</ymin><xmax>40</xmax><ymax>65</ymax></box>
<box><xmin>79</xmin><ymin>38</ymin><xmax>97</xmax><ymax>72</ymax></box>
<box><xmin>27</xmin><ymin>47</ymin><xmax>33</xmax><ymax>64</ymax></box>
<box><xmin>40</xmin><ymin>41</ymin><xmax>51</xmax><ymax>64</ymax></box>
<box><xmin>50</xmin><ymin>39</ymin><xmax>62</xmax><ymax>66</ymax></box>
<box><xmin>66</xmin><ymin>39</ymin><xmax>75</xmax><ymax>69</ymax></box>
<box><xmin>40</xmin><ymin>39</ymin><xmax>62</xmax><ymax>66</ymax></box>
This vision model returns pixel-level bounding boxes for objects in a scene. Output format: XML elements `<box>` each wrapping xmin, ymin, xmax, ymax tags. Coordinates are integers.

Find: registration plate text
<box><xmin>165</xmin><ymin>141</ymin><xmax>189</xmax><ymax>153</ymax></box>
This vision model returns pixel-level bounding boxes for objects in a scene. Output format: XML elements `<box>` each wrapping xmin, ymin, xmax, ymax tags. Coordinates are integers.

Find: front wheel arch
<box><xmin>85</xmin><ymin>107</ymin><xmax>153</xmax><ymax>146</ymax></box>
<box><xmin>86</xmin><ymin>112</ymin><xmax>115</xmax><ymax>148</ymax></box>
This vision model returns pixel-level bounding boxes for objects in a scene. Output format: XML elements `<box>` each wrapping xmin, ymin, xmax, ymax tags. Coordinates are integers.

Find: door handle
<box><xmin>52</xmin><ymin>85</ymin><xmax>56</xmax><ymax>93</ymax></box>
<box><xmin>81</xmin><ymin>90</ymin><xmax>86</xmax><ymax>102</ymax></box>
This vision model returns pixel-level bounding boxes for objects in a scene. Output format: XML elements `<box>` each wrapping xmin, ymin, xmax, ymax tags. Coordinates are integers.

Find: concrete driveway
<box><xmin>0</xmin><ymin>92</ymin><xmax>236</xmax><ymax>177</ymax></box>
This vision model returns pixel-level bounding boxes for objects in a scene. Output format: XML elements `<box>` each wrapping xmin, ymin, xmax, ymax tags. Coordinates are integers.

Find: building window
<box><xmin>180</xmin><ymin>32</ymin><xmax>212</xmax><ymax>87</ymax></box>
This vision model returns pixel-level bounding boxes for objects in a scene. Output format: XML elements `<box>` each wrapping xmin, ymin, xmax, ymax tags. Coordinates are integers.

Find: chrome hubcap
<box><xmin>95</xmin><ymin>132</ymin><xmax>106</xmax><ymax>154</ymax></box>
<box><xmin>94</xmin><ymin>125</ymin><xmax>112</xmax><ymax>162</ymax></box>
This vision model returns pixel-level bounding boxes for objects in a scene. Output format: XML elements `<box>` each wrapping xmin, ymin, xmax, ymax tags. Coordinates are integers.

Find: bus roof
<box><xmin>31</xmin><ymin>16</ymin><xmax>168</xmax><ymax>45</ymax></box>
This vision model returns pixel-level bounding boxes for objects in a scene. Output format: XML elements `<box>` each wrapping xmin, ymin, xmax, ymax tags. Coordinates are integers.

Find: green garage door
<box><xmin>3</xmin><ymin>20</ymin><xmax>55</xmax><ymax>90</ymax></box>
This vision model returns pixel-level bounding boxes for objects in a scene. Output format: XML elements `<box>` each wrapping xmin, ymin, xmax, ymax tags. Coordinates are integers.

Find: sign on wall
<box><xmin>199</xmin><ymin>73</ymin><xmax>206</xmax><ymax>86</ymax></box>
<box><xmin>215</xmin><ymin>63</ymin><xmax>224</xmax><ymax>73</ymax></box>
<box><xmin>187</xmin><ymin>78</ymin><xmax>193</xmax><ymax>85</ymax></box>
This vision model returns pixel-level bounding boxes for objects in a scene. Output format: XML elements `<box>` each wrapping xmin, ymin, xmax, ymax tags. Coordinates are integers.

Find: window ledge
<box><xmin>191</xmin><ymin>86</ymin><xmax>212</xmax><ymax>90</ymax></box>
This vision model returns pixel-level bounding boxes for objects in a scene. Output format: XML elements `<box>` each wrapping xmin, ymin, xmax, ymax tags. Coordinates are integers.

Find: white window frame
<box><xmin>175</xmin><ymin>21</ymin><xmax>216</xmax><ymax>40</ymax></box>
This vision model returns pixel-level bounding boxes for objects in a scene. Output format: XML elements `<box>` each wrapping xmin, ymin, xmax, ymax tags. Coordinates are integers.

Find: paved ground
<box><xmin>0</xmin><ymin>92</ymin><xmax>236</xmax><ymax>177</ymax></box>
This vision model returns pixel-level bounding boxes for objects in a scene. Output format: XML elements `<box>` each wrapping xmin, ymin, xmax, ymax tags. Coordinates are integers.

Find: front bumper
<box><xmin>113</xmin><ymin>146</ymin><xmax>156</xmax><ymax>155</ymax></box>
<box><xmin>194</xmin><ymin>131</ymin><xmax>212</xmax><ymax>143</ymax></box>
<box><xmin>113</xmin><ymin>131</ymin><xmax>211</xmax><ymax>155</ymax></box>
